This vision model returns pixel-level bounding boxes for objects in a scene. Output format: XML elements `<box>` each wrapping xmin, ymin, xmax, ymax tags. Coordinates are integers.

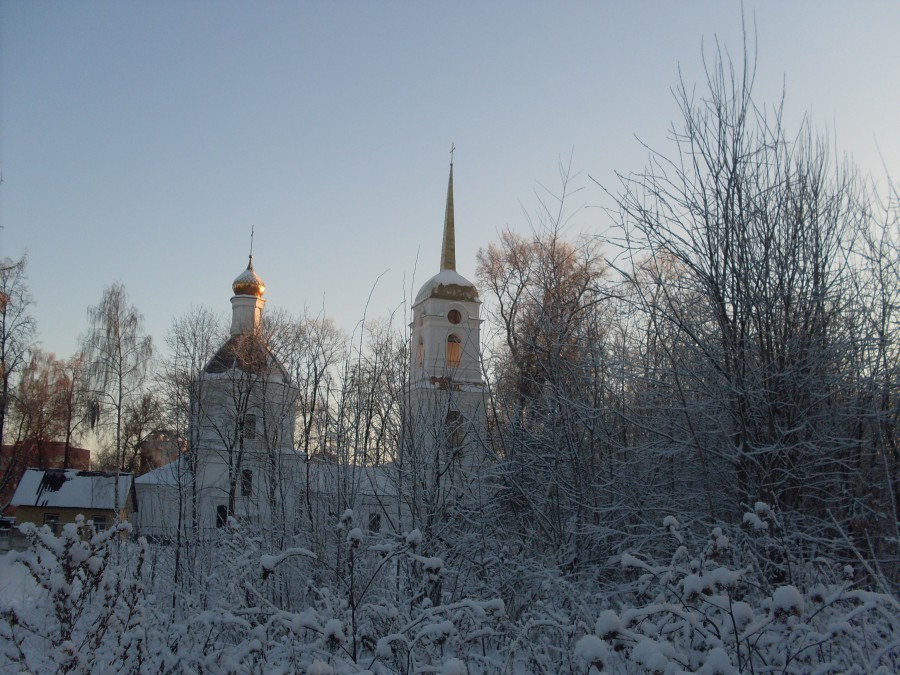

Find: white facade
<box><xmin>136</xmin><ymin>162</ymin><xmax>489</xmax><ymax>541</ymax></box>
<box><xmin>136</xmin><ymin>258</ymin><xmax>302</xmax><ymax>539</ymax></box>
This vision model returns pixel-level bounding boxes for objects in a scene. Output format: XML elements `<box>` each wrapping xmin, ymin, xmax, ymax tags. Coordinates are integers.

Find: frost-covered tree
<box><xmin>476</xmin><ymin>163</ymin><xmax>623</xmax><ymax>568</ymax></box>
<box><xmin>609</xmin><ymin>33</ymin><xmax>897</xmax><ymax>574</ymax></box>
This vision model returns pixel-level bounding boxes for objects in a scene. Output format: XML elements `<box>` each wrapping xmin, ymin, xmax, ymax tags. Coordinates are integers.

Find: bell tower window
<box><xmin>242</xmin><ymin>413</ymin><xmax>256</xmax><ymax>440</ymax></box>
<box><xmin>445</xmin><ymin>410</ymin><xmax>465</xmax><ymax>450</ymax></box>
<box><xmin>417</xmin><ymin>338</ymin><xmax>424</xmax><ymax>368</ymax></box>
<box><xmin>447</xmin><ymin>309</ymin><xmax>462</xmax><ymax>324</ymax></box>
<box><xmin>447</xmin><ymin>334</ymin><xmax>461</xmax><ymax>368</ymax></box>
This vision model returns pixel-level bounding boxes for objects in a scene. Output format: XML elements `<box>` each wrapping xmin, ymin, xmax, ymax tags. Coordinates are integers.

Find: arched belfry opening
<box><xmin>446</xmin><ymin>334</ymin><xmax>461</xmax><ymax>369</ymax></box>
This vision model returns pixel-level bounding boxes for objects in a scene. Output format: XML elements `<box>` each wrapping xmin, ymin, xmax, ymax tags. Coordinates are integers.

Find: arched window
<box><xmin>242</xmin><ymin>413</ymin><xmax>256</xmax><ymax>440</ymax></box>
<box><xmin>447</xmin><ymin>334</ymin><xmax>461</xmax><ymax>368</ymax></box>
<box><xmin>445</xmin><ymin>410</ymin><xmax>465</xmax><ymax>451</ymax></box>
<box><xmin>416</xmin><ymin>338</ymin><xmax>424</xmax><ymax>368</ymax></box>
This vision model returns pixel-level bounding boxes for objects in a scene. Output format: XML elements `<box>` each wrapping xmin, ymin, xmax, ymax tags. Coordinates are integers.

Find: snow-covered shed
<box><xmin>10</xmin><ymin>469</ymin><xmax>136</xmax><ymax>532</ymax></box>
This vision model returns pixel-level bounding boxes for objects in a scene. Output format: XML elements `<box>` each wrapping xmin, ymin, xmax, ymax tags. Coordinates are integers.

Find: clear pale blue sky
<box><xmin>2</xmin><ymin>1</ymin><xmax>898</xmax><ymax>360</ymax></box>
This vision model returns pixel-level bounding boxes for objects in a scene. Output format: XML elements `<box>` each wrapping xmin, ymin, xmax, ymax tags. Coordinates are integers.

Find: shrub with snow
<box><xmin>441</xmin><ymin>656</ymin><xmax>468</xmax><ymax>675</ymax></box>
<box><xmin>3</xmin><ymin>507</ymin><xmax>896</xmax><ymax>674</ymax></box>
<box><xmin>574</xmin><ymin>634</ymin><xmax>609</xmax><ymax>671</ymax></box>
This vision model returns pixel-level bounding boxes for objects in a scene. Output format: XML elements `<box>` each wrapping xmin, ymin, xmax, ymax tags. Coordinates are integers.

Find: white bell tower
<box><xmin>407</xmin><ymin>154</ymin><xmax>488</xmax><ymax>503</ymax></box>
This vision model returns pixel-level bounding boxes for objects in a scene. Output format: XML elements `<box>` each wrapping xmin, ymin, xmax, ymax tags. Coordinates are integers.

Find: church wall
<box><xmin>137</xmin><ymin>161</ymin><xmax>490</xmax><ymax>546</ymax></box>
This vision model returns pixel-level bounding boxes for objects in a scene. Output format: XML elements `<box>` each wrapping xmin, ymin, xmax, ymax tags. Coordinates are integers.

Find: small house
<box><xmin>10</xmin><ymin>469</ymin><xmax>136</xmax><ymax>533</ymax></box>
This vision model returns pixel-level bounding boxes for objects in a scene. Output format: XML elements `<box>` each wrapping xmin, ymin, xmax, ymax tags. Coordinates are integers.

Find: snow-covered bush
<box><xmin>253</xmin><ymin>526</ymin><xmax>507</xmax><ymax>673</ymax></box>
<box><xmin>3</xmin><ymin>505</ymin><xmax>896</xmax><ymax>673</ymax></box>
<box><xmin>0</xmin><ymin>517</ymin><xmax>152</xmax><ymax>673</ymax></box>
<box><xmin>573</xmin><ymin>507</ymin><xmax>900</xmax><ymax>673</ymax></box>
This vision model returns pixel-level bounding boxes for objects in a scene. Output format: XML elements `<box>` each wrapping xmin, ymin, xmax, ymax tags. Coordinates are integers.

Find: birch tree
<box><xmin>83</xmin><ymin>283</ymin><xmax>153</xmax><ymax>511</ymax></box>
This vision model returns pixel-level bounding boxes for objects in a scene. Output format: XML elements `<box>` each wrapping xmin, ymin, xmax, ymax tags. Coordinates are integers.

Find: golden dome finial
<box><xmin>232</xmin><ymin>254</ymin><xmax>266</xmax><ymax>297</ymax></box>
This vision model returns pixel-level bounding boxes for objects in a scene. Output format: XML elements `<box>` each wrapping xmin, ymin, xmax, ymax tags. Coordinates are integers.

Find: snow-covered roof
<box><xmin>135</xmin><ymin>456</ymin><xmax>191</xmax><ymax>487</ymax></box>
<box><xmin>414</xmin><ymin>269</ymin><xmax>479</xmax><ymax>305</ymax></box>
<box><xmin>135</xmin><ymin>453</ymin><xmax>394</xmax><ymax>497</ymax></box>
<box><xmin>204</xmin><ymin>334</ymin><xmax>289</xmax><ymax>381</ymax></box>
<box><xmin>305</xmin><ymin>463</ymin><xmax>395</xmax><ymax>497</ymax></box>
<box><xmin>11</xmin><ymin>469</ymin><xmax>133</xmax><ymax>510</ymax></box>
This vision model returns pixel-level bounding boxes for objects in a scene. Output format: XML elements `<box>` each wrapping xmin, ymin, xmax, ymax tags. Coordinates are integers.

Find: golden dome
<box><xmin>232</xmin><ymin>256</ymin><xmax>266</xmax><ymax>297</ymax></box>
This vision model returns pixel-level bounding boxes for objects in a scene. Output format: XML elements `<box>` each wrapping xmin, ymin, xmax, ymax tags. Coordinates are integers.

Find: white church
<box><xmin>134</xmin><ymin>160</ymin><xmax>490</xmax><ymax>540</ymax></box>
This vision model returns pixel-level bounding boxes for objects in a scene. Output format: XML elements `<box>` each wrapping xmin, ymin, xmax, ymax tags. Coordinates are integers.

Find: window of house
<box><xmin>43</xmin><ymin>513</ymin><xmax>60</xmax><ymax>534</ymax></box>
<box><xmin>241</xmin><ymin>469</ymin><xmax>253</xmax><ymax>497</ymax></box>
<box><xmin>216</xmin><ymin>505</ymin><xmax>228</xmax><ymax>528</ymax></box>
<box><xmin>368</xmin><ymin>512</ymin><xmax>381</xmax><ymax>533</ymax></box>
<box><xmin>93</xmin><ymin>515</ymin><xmax>108</xmax><ymax>532</ymax></box>
<box><xmin>447</xmin><ymin>334</ymin><xmax>461</xmax><ymax>368</ymax></box>
<box><xmin>243</xmin><ymin>413</ymin><xmax>256</xmax><ymax>440</ymax></box>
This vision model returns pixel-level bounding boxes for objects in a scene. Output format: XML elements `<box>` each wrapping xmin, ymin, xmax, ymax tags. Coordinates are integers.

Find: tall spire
<box><xmin>440</xmin><ymin>145</ymin><xmax>456</xmax><ymax>271</ymax></box>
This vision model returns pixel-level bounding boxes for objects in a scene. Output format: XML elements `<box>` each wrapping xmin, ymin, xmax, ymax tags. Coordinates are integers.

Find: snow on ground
<box><xmin>0</xmin><ymin>550</ymin><xmax>38</xmax><ymax>611</ymax></box>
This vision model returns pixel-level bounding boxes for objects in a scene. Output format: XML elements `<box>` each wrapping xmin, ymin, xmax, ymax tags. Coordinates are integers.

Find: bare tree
<box><xmin>843</xmin><ymin>184</ymin><xmax>900</xmax><ymax>573</ymax></box>
<box><xmin>0</xmin><ymin>257</ymin><xmax>37</xmax><ymax>502</ymax></box>
<box><xmin>288</xmin><ymin>315</ymin><xmax>345</xmax><ymax>464</ymax></box>
<box><xmin>2</xmin><ymin>349</ymin><xmax>91</xmax><ymax>511</ymax></box>
<box><xmin>83</xmin><ymin>283</ymin><xmax>153</xmax><ymax>511</ymax></box>
<box><xmin>475</xmin><ymin>165</ymin><xmax>620</xmax><ymax>568</ymax></box>
<box><xmin>12</xmin><ymin>349</ymin><xmax>65</xmax><ymax>457</ymax></box>
<box><xmin>52</xmin><ymin>352</ymin><xmax>90</xmax><ymax>469</ymax></box>
<box><xmin>158</xmin><ymin>306</ymin><xmax>224</xmax><ymax>601</ymax></box>
<box><xmin>116</xmin><ymin>392</ymin><xmax>165</xmax><ymax>474</ymax></box>
<box><xmin>608</xmin><ymin>33</ymin><xmax>895</xmax><ymax>575</ymax></box>
<box><xmin>0</xmin><ymin>256</ymin><xmax>36</xmax><ymax>451</ymax></box>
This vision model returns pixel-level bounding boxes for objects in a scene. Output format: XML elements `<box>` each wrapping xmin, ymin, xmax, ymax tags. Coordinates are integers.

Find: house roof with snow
<box><xmin>134</xmin><ymin>456</ymin><xmax>191</xmax><ymax>487</ymax></box>
<box><xmin>10</xmin><ymin>469</ymin><xmax>134</xmax><ymax>510</ymax></box>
